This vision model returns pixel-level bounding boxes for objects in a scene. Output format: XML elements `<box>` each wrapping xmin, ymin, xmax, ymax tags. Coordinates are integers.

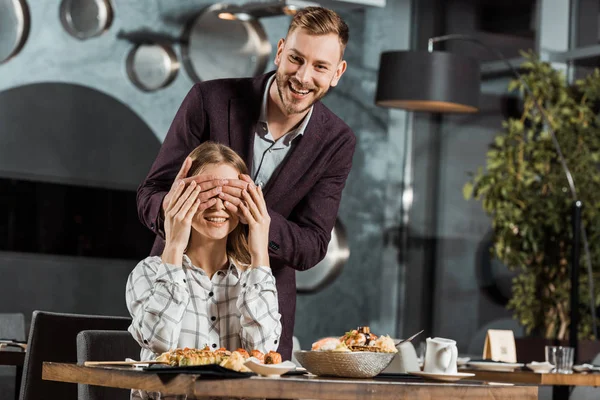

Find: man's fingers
<box><xmin>197</xmin><ymin>186</ymin><xmax>223</xmax><ymax>202</ymax></box>
<box><xmin>225</xmin><ymin>179</ymin><xmax>249</xmax><ymax>190</ymax></box>
<box><xmin>198</xmin><ymin>198</ymin><xmax>218</xmax><ymax>213</ymax></box>
<box><xmin>175</xmin><ymin>157</ymin><xmax>192</xmax><ymax>180</ymax></box>
<box><xmin>239</xmin><ymin>174</ymin><xmax>254</xmax><ymax>185</ymax></box>
<box><xmin>218</xmin><ymin>192</ymin><xmax>241</xmax><ymax>206</ymax></box>
<box><xmin>220</xmin><ymin>186</ymin><xmax>243</xmax><ymax>199</ymax></box>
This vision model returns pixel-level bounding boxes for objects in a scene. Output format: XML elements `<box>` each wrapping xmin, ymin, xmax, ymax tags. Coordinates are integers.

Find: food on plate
<box><xmin>250</xmin><ymin>349</ymin><xmax>265</xmax><ymax>363</ymax></box>
<box><xmin>311</xmin><ymin>337</ymin><xmax>341</xmax><ymax>351</ymax></box>
<box><xmin>312</xmin><ymin>326</ymin><xmax>398</xmax><ymax>354</ymax></box>
<box><xmin>265</xmin><ymin>350</ymin><xmax>282</xmax><ymax>364</ymax></box>
<box><xmin>341</xmin><ymin>326</ymin><xmax>378</xmax><ymax>347</ymax></box>
<box><xmin>155</xmin><ymin>346</ymin><xmax>282</xmax><ymax>372</ymax></box>
<box><xmin>220</xmin><ymin>351</ymin><xmax>251</xmax><ymax>372</ymax></box>
<box><xmin>236</xmin><ymin>348</ymin><xmax>250</xmax><ymax>359</ymax></box>
<box><xmin>373</xmin><ymin>335</ymin><xmax>397</xmax><ymax>353</ymax></box>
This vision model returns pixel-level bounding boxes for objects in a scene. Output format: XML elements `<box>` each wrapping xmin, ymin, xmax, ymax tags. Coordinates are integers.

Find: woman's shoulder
<box><xmin>134</xmin><ymin>256</ymin><xmax>163</xmax><ymax>271</ymax></box>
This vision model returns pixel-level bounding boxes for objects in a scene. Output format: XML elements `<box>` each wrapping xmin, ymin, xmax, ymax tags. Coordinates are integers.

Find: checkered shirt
<box><xmin>126</xmin><ymin>255</ymin><xmax>282</xmax><ymax>361</ymax></box>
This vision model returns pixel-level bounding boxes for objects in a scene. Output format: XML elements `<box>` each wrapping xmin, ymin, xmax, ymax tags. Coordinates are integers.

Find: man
<box><xmin>136</xmin><ymin>7</ymin><xmax>356</xmax><ymax>360</ymax></box>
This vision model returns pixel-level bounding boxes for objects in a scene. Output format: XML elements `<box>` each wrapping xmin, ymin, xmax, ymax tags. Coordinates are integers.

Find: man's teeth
<box><xmin>207</xmin><ymin>217</ymin><xmax>227</xmax><ymax>223</ymax></box>
<box><xmin>290</xmin><ymin>83</ymin><xmax>309</xmax><ymax>95</ymax></box>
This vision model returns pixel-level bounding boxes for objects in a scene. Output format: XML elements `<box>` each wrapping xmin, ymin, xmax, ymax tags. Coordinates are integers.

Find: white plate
<box><xmin>526</xmin><ymin>362</ymin><xmax>554</xmax><ymax>373</ymax></box>
<box><xmin>244</xmin><ymin>357</ymin><xmax>297</xmax><ymax>377</ymax></box>
<box><xmin>409</xmin><ymin>371</ymin><xmax>475</xmax><ymax>382</ymax></box>
<box><xmin>468</xmin><ymin>361</ymin><xmax>524</xmax><ymax>372</ymax></box>
<box><xmin>573</xmin><ymin>363</ymin><xmax>600</xmax><ymax>373</ymax></box>
<box><xmin>457</xmin><ymin>357</ymin><xmax>471</xmax><ymax>367</ymax></box>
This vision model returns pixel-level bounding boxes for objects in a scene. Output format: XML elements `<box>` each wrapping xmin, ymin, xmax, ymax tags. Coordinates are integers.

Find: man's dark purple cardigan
<box><xmin>136</xmin><ymin>71</ymin><xmax>356</xmax><ymax>360</ymax></box>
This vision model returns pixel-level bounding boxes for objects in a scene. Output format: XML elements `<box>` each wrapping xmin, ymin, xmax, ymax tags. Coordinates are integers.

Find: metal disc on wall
<box><xmin>296</xmin><ymin>220</ymin><xmax>350</xmax><ymax>294</ymax></box>
<box><xmin>0</xmin><ymin>0</ymin><xmax>30</xmax><ymax>64</ymax></box>
<box><xmin>182</xmin><ymin>3</ymin><xmax>271</xmax><ymax>82</ymax></box>
<box><xmin>59</xmin><ymin>0</ymin><xmax>113</xmax><ymax>40</ymax></box>
<box><xmin>126</xmin><ymin>44</ymin><xmax>179</xmax><ymax>92</ymax></box>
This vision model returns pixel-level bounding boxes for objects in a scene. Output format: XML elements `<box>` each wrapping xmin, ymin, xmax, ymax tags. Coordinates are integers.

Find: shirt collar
<box><xmin>182</xmin><ymin>254</ymin><xmax>240</xmax><ymax>278</ymax></box>
<box><xmin>259</xmin><ymin>73</ymin><xmax>313</xmax><ymax>144</ymax></box>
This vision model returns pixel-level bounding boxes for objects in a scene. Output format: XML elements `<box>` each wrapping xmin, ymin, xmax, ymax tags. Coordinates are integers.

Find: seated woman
<box><xmin>126</xmin><ymin>141</ymin><xmax>281</xmax><ymax>365</ymax></box>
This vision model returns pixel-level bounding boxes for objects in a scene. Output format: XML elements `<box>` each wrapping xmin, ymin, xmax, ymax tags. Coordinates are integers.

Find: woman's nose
<box><xmin>212</xmin><ymin>196</ymin><xmax>225</xmax><ymax>210</ymax></box>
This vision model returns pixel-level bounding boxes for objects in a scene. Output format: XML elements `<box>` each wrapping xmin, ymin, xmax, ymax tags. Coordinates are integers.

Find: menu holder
<box><xmin>482</xmin><ymin>329</ymin><xmax>517</xmax><ymax>363</ymax></box>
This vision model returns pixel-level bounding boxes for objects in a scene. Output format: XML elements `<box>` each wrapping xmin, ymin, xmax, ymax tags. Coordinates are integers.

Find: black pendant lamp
<box><xmin>375</xmin><ymin>50</ymin><xmax>481</xmax><ymax>113</ymax></box>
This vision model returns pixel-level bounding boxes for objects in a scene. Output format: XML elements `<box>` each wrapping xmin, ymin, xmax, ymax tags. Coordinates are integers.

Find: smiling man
<box><xmin>137</xmin><ymin>7</ymin><xmax>356</xmax><ymax>361</ymax></box>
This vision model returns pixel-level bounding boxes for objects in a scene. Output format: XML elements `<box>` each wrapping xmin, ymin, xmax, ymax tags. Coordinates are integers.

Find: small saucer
<box><xmin>409</xmin><ymin>371</ymin><xmax>475</xmax><ymax>382</ymax></box>
<box><xmin>526</xmin><ymin>361</ymin><xmax>554</xmax><ymax>374</ymax></box>
<box><xmin>244</xmin><ymin>358</ymin><xmax>297</xmax><ymax>377</ymax></box>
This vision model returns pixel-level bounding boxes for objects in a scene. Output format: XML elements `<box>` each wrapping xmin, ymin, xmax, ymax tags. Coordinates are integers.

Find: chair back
<box><xmin>0</xmin><ymin>313</ymin><xmax>26</xmax><ymax>400</ymax></box>
<box><xmin>0</xmin><ymin>313</ymin><xmax>26</xmax><ymax>341</ymax></box>
<box><xmin>76</xmin><ymin>330</ymin><xmax>140</xmax><ymax>400</ymax></box>
<box><xmin>20</xmin><ymin>311</ymin><xmax>130</xmax><ymax>400</ymax></box>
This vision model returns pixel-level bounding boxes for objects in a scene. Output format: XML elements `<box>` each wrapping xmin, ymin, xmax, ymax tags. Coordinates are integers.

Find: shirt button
<box><xmin>143</xmin><ymin>339</ymin><xmax>148</xmax><ymax>344</ymax></box>
<box><xmin>209</xmin><ymin>291</ymin><xmax>214</xmax><ymax>297</ymax></box>
<box><xmin>242</xmin><ymin>283</ymin><xmax>246</xmax><ymax>288</ymax></box>
<box><xmin>212</xmin><ymin>343</ymin><xmax>217</xmax><ymax>348</ymax></box>
<box><xmin>211</xmin><ymin>316</ymin><xmax>216</xmax><ymax>321</ymax></box>
<box><xmin>183</xmin><ymin>279</ymin><xmax>186</xmax><ymax>283</ymax></box>
<box><xmin>274</xmin><ymin>340</ymin><xmax>278</xmax><ymax>344</ymax></box>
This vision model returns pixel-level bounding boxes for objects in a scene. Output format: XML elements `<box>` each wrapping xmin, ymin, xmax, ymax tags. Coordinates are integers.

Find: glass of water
<box><xmin>545</xmin><ymin>346</ymin><xmax>574</xmax><ymax>374</ymax></box>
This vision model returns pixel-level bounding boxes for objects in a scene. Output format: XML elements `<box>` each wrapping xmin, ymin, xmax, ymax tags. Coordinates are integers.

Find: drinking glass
<box><xmin>545</xmin><ymin>346</ymin><xmax>574</xmax><ymax>374</ymax></box>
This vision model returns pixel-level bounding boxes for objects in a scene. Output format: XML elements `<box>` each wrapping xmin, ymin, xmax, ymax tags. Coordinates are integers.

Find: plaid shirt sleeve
<box><xmin>237</xmin><ymin>266</ymin><xmax>282</xmax><ymax>353</ymax></box>
<box><xmin>126</xmin><ymin>257</ymin><xmax>190</xmax><ymax>354</ymax></box>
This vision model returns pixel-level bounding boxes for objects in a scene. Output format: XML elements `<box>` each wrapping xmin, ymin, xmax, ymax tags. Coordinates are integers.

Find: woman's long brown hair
<box><xmin>187</xmin><ymin>142</ymin><xmax>251</xmax><ymax>266</ymax></box>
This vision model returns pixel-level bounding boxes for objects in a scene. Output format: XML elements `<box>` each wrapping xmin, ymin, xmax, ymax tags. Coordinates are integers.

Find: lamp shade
<box><xmin>375</xmin><ymin>50</ymin><xmax>481</xmax><ymax>113</ymax></box>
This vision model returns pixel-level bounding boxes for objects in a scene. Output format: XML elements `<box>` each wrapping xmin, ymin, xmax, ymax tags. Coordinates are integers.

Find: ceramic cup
<box><xmin>423</xmin><ymin>337</ymin><xmax>458</xmax><ymax>374</ymax></box>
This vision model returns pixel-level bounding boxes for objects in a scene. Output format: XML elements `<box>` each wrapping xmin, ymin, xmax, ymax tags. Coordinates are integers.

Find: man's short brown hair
<box><xmin>287</xmin><ymin>7</ymin><xmax>349</xmax><ymax>52</ymax></box>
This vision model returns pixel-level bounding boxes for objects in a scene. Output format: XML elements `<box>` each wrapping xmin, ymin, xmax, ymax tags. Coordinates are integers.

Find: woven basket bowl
<box><xmin>294</xmin><ymin>350</ymin><xmax>395</xmax><ymax>378</ymax></box>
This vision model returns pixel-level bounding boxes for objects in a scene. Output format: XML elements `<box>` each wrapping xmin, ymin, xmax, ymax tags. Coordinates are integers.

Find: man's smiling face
<box><xmin>273</xmin><ymin>28</ymin><xmax>347</xmax><ymax>115</ymax></box>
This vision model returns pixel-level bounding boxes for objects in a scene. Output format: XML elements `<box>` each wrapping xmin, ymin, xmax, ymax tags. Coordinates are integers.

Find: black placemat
<box><xmin>374</xmin><ymin>372</ymin><xmax>423</xmax><ymax>380</ymax></box>
<box><xmin>143</xmin><ymin>364</ymin><xmax>255</xmax><ymax>379</ymax></box>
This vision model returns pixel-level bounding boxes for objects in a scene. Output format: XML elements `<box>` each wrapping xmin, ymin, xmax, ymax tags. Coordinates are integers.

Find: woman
<box><xmin>126</xmin><ymin>142</ymin><xmax>281</xmax><ymax>363</ymax></box>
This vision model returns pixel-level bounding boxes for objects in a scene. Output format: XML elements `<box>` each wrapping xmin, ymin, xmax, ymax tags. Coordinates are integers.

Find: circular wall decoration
<box><xmin>126</xmin><ymin>43</ymin><xmax>180</xmax><ymax>92</ymax></box>
<box><xmin>0</xmin><ymin>0</ymin><xmax>30</xmax><ymax>64</ymax></box>
<box><xmin>59</xmin><ymin>0</ymin><xmax>113</xmax><ymax>40</ymax></box>
<box><xmin>182</xmin><ymin>3</ymin><xmax>271</xmax><ymax>82</ymax></box>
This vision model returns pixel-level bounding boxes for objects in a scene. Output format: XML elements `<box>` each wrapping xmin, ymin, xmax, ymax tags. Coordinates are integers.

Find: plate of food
<box><xmin>295</xmin><ymin>326</ymin><xmax>398</xmax><ymax>378</ymax></box>
<box><xmin>146</xmin><ymin>346</ymin><xmax>285</xmax><ymax>376</ymax></box>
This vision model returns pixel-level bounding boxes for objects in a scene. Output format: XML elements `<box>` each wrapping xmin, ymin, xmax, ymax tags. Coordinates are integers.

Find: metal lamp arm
<box><xmin>428</xmin><ymin>33</ymin><xmax>578</xmax><ymax>201</ymax></box>
<box><xmin>428</xmin><ymin>33</ymin><xmax>597</xmax><ymax>341</ymax></box>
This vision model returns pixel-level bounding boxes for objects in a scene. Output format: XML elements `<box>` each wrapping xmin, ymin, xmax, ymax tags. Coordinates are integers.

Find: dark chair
<box><xmin>19</xmin><ymin>311</ymin><xmax>131</xmax><ymax>400</ymax></box>
<box><xmin>0</xmin><ymin>313</ymin><xmax>26</xmax><ymax>400</ymax></box>
<box><xmin>76</xmin><ymin>330</ymin><xmax>140</xmax><ymax>400</ymax></box>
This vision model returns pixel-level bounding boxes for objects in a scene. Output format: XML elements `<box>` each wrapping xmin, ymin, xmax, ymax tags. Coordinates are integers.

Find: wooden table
<box><xmin>463</xmin><ymin>368</ymin><xmax>600</xmax><ymax>386</ymax></box>
<box><xmin>463</xmin><ymin>368</ymin><xmax>600</xmax><ymax>400</ymax></box>
<box><xmin>42</xmin><ymin>362</ymin><xmax>538</xmax><ymax>399</ymax></box>
<box><xmin>0</xmin><ymin>351</ymin><xmax>25</xmax><ymax>400</ymax></box>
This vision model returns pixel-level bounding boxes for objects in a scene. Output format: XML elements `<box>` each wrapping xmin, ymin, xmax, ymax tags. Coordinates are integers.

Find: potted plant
<box><xmin>463</xmin><ymin>52</ymin><xmax>600</xmax><ymax>346</ymax></box>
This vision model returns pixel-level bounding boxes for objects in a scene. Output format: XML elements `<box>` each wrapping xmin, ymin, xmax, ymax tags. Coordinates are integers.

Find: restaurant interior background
<box><xmin>1</xmin><ymin>0</ymin><xmax>598</xmax><ymax>396</ymax></box>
